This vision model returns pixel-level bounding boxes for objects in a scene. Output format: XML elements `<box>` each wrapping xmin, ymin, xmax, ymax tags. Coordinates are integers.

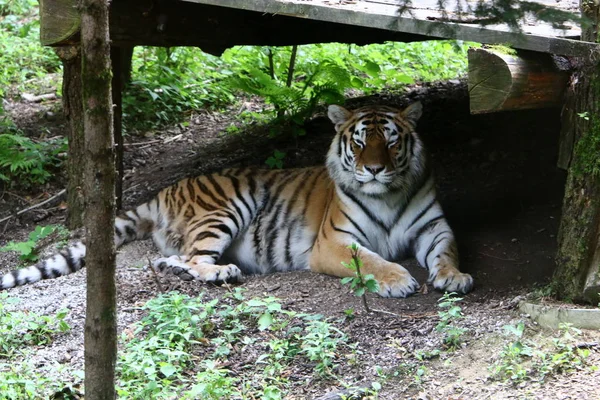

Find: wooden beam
<box><xmin>467</xmin><ymin>48</ymin><xmax>570</xmax><ymax>114</ymax></box>
<box><xmin>184</xmin><ymin>0</ymin><xmax>598</xmax><ymax>57</ymax></box>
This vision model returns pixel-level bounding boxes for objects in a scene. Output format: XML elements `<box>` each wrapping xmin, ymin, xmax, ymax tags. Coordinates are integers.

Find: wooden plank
<box><xmin>182</xmin><ymin>0</ymin><xmax>597</xmax><ymax>56</ymax></box>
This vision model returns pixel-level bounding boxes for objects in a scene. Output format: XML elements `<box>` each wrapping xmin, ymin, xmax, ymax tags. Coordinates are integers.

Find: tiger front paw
<box><xmin>153</xmin><ymin>256</ymin><xmax>199</xmax><ymax>281</ymax></box>
<box><xmin>194</xmin><ymin>264</ymin><xmax>242</xmax><ymax>284</ymax></box>
<box><xmin>430</xmin><ymin>266</ymin><xmax>473</xmax><ymax>294</ymax></box>
<box><xmin>377</xmin><ymin>266</ymin><xmax>419</xmax><ymax>298</ymax></box>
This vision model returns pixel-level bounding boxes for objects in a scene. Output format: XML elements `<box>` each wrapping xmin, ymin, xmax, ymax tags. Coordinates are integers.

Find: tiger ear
<box><xmin>328</xmin><ymin>105</ymin><xmax>353</xmax><ymax>129</ymax></box>
<box><xmin>400</xmin><ymin>102</ymin><xmax>423</xmax><ymax>125</ymax></box>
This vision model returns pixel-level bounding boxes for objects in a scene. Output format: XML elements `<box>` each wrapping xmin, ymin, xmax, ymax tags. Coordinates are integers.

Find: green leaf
<box><xmin>257</xmin><ymin>312</ymin><xmax>273</xmax><ymax>331</ymax></box>
<box><xmin>364</xmin><ymin>61</ymin><xmax>381</xmax><ymax>77</ymax></box>
<box><xmin>159</xmin><ymin>363</ymin><xmax>177</xmax><ymax>378</ymax></box>
<box><xmin>340</xmin><ymin>277</ymin><xmax>354</xmax><ymax>285</ymax></box>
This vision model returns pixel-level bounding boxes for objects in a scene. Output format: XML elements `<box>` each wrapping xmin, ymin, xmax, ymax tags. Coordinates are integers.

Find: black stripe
<box><xmin>63</xmin><ymin>247</ymin><xmax>79</xmax><ymax>273</ymax></box>
<box><xmin>206</xmin><ymin>174</ymin><xmax>229</xmax><ymax>201</ymax></box>
<box><xmin>414</xmin><ymin>215</ymin><xmax>444</xmax><ymax>238</ymax></box>
<box><xmin>39</xmin><ymin>260</ymin><xmax>52</xmax><ymax>279</ymax></box>
<box><xmin>209</xmin><ymin>223</ymin><xmax>233</xmax><ymax>237</ymax></box>
<box><xmin>341</xmin><ymin>188</ymin><xmax>387</xmax><ymax>230</ymax></box>
<box><xmin>229</xmin><ymin>175</ymin><xmax>253</xmax><ymax>218</ymax></box>
<box><xmin>265</xmin><ymin>202</ymin><xmax>284</xmax><ymax>268</ymax></box>
<box><xmin>284</xmin><ymin>219</ymin><xmax>296</xmax><ymax>266</ymax></box>
<box><xmin>125</xmin><ymin>225</ymin><xmax>136</xmax><ymax>239</ymax></box>
<box><xmin>196</xmin><ymin>177</ymin><xmax>227</xmax><ymax>208</ymax></box>
<box><xmin>194</xmin><ymin>231</ymin><xmax>220</xmax><ymax>242</ymax></box>
<box><xmin>330</xmin><ymin>218</ymin><xmax>362</xmax><ymax>244</ymax></box>
<box><xmin>407</xmin><ymin>198</ymin><xmax>436</xmax><ymax>230</ymax></box>
<box><xmin>190</xmin><ymin>249</ymin><xmax>221</xmax><ymax>259</ymax></box>
<box><xmin>423</xmin><ymin>231</ymin><xmax>450</xmax><ymax>268</ymax></box>
<box><xmin>301</xmin><ymin>168</ymin><xmax>325</xmax><ymax>216</ymax></box>
<box><xmin>193</xmin><ymin>193</ymin><xmax>219</xmax><ymax>212</ymax></box>
<box><xmin>340</xmin><ymin>210</ymin><xmax>369</xmax><ymax>244</ymax></box>
<box><xmin>188</xmin><ymin>218</ymin><xmax>223</xmax><ymax>233</ymax></box>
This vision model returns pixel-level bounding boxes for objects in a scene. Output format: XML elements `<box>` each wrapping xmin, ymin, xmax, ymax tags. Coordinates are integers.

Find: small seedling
<box><xmin>265</xmin><ymin>149</ymin><xmax>286</xmax><ymax>169</ymax></box>
<box><xmin>435</xmin><ymin>292</ymin><xmax>467</xmax><ymax>350</ymax></box>
<box><xmin>341</xmin><ymin>243</ymin><xmax>379</xmax><ymax>313</ymax></box>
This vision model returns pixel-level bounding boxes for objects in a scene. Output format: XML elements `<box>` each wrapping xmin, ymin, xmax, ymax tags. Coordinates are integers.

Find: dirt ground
<box><xmin>1</xmin><ymin>81</ymin><xmax>599</xmax><ymax>399</ymax></box>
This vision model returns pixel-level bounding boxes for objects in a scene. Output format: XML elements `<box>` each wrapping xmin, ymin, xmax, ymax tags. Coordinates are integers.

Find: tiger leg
<box><xmin>414</xmin><ymin>229</ymin><xmax>473</xmax><ymax>293</ymax></box>
<box><xmin>310</xmin><ymin>238</ymin><xmax>420</xmax><ymax>298</ymax></box>
<box><xmin>153</xmin><ymin>216</ymin><xmax>242</xmax><ymax>283</ymax></box>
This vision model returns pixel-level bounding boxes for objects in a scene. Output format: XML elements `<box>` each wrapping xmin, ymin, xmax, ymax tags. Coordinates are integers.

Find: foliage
<box><xmin>0</xmin><ymin>130</ymin><xmax>67</xmax><ymax>188</ymax></box>
<box><xmin>0</xmin><ymin>292</ymin><xmax>70</xmax><ymax>358</ymax></box>
<box><xmin>490</xmin><ymin>322</ymin><xmax>591</xmax><ymax>383</ymax></box>
<box><xmin>123</xmin><ymin>47</ymin><xmax>235</xmax><ymax>132</ymax></box>
<box><xmin>124</xmin><ymin>41</ymin><xmax>471</xmax><ymax>132</ymax></box>
<box><xmin>265</xmin><ymin>149</ymin><xmax>286</xmax><ymax>169</ymax></box>
<box><xmin>341</xmin><ymin>243</ymin><xmax>380</xmax><ymax>313</ymax></box>
<box><xmin>0</xmin><ymin>0</ymin><xmax>60</xmax><ymax>98</ymax></box>
<box><xmin>435</xmin><ymin>292</ymin><xmax>467</xmax><ymax>350</ymax></box>
<box><xmin>116</xmin><ymin>290</ymin><xmax>353</xmax><ymax>399</ymax></box>
<box><xmin>0</xmin><ymin>224</ymin><xmax>69</xmax><ymax>263</ymax></box>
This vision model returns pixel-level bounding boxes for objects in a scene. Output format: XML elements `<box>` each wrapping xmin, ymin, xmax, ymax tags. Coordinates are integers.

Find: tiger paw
<box><xmin>153</xmin><ymin>256</ymin><xmax>199</xmax><ymax>281</ymax></box>
<box><xmin>431</xmin><ymin>267</ymin><xmax>474</xmax><ymax>294</ymax></box>
<box><xmin>377</xmin><ymin>266</ymin><xmax>419</xmax><ymax>298</ymax></box>
<box><xmin>191</xmin><ymin>263</ymin><xmax>242</xmax><ymax>284</ymax></box>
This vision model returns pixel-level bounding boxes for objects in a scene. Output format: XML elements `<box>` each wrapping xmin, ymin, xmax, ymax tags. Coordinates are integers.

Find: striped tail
<box><xmin>0</xmin><ymin>242</ymin><xmax>86</xmax><ymax>290</ymax></box>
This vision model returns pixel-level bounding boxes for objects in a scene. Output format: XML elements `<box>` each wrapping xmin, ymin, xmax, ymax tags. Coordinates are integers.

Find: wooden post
<box><xmin>81</xmin><ymin>0</ymin><xmax>117</xmax><ymax>397</ymax></box>
<box><xmin>111</xmin><ymin>46</ymin><xmax>124</xmax><ymax>210</ymax></box>
<box><xmin>55</xmin><ymin>46</ymin><xmax>85</xmax><ymax>229</ymax></box>
<box><xmin>552</xmin><ymin>1</ymin><xmax>600</xmax><ymax>304</ymax></box>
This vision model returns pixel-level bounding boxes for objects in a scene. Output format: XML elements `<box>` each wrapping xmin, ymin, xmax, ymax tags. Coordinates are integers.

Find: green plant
<box><xmin>0</xmin><ymin>293</ymin><xmax>70</xmax><ymax>358</ymax></box>
<box><xmin>117</xmin><ymin>290</ymin><xmax>352</xmax><ymax>398</ymax></box>
<box><xmin>0</xmin><ymin>133</ymin><xmax>67</xmax><ymax>188</ymax></box>
<box><xmin>341</xmin><ymin>243</ymin><xmax>380</xmax><ymax>314</ymax></box>
<box><xmin>265</xmin><ymin>149</ymin><xmax>286</xmax><ymax>169</ymax></box>
<box><xmin>0</xmin><ymin>224</ymin><xmax>69</xmax><ymax>263</ymax></box>
<box><xmin>490</xmin><ymin>322</ymin><xmax>591</xmax><ymax>384</ymax></box>
<box><xmin>435</xmin><ymin>292</ymin><xmax>467</xmax><ymax>350</ymax></box>
<box><xmin>0</xmin><ymin>0</ymin><xmax>60</xmax><ymax>97</ymax></box>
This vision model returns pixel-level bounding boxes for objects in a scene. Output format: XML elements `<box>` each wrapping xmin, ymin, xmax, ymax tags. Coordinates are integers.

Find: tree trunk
<box><xmin>55</xmin><ymin>46</ymin><xmax>85</xmax><ymax>229</ymax></box>
<box><xmin>553</xmin><ymin>3</ymin><xmax>600</xmax><ymax>304</ymax></box>
<box><xmin>81</xmin><ymin>0</ymin><xmax>117</xmax><ymax>398</ymax></box>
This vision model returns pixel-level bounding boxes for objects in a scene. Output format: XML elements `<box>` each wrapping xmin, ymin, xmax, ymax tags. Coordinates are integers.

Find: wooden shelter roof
<box><xmin>182</xmin><ymin>0</ymin><xmax>593</xmax><ymax>56</ymax></box>
<box><xmin>42</xmin><ymin>0</ymin><xmax>596</xmax><ymax>56</ymax></box>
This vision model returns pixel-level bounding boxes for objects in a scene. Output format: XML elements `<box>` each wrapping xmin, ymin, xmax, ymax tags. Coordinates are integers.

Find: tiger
<box><xmin>1</xmin><ymin>102</ymin><xmax>473</xmax><ymax>297</ymax></box>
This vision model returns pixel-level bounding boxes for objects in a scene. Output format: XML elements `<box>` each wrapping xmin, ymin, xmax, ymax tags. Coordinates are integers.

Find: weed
<box><xmin>435</xmin><ymin>292</ymin><xmax>467</xmax><ymax>350</ymax></box>
<box><xmin>0</xmin><ymin>224</ymin><xmax>69</xmax><ymax>263</ymax></box>
<box><xmin>341</xmin><ymin>243</ymin><xmax>380</xmax><ymax>313</ymax></box>
<box><xmin>0</xmin><ymin>131</ymin><xmax>67</xmax><ymax>188</ymax></box>
<box><xmin>490</xmin><ymin>322</ymin><xmax>591</xmax><ymax>384</ymax></box>
<box><xmin>117</xmin><ymin>290</ymin><xmax>352</xmax><ymax>398</ymax></box>
<box><xmin>265</xmin><ymin>149</ymin><xmax>286</xmax><ymax>169</ymax></box>
<box><xmin>0</xmin><ymin>293</ymin><xmax>70</xmax><ymax>358</ymax></box>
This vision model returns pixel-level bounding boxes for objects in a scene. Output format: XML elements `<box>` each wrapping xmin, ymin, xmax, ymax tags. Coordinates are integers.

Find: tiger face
<box><xmin>326</xmin><ymin>102</ymin><xmax>425</xmax><ymax>196</ymax></box>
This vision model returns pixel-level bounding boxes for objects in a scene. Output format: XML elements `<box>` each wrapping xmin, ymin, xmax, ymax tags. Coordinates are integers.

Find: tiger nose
<box><xmin>365</xmin><ymin>165</ymin><xmax>385</xmax><ymax>175</ymax></box>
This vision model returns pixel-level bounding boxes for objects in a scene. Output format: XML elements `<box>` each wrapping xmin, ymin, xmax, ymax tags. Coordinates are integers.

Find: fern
<box><xmin>0</xmin><ymin>133</ymin><xmax>66</xmax><ymax>188</ymax></box>
<box><xmin>227</xmin><ymin>58</ymin><xmax>354</xmax><ymax>127</ymax></box>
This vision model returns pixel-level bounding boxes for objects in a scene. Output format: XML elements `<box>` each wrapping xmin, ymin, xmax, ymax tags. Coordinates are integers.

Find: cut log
<box><xmin>39</xmin><ymin>0</ymin><xmax>80</xmax><ymax>46</ymax></box>
<box><xmin>467</xmin><ymin>48</ymin><xmax>570</xmax><ymax>114</ymax></box>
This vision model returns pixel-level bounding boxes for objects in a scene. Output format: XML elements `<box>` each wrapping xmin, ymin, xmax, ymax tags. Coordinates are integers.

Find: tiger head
<box><xmin>326</xmin><ymin>102</ymin><xmax>427</xmax><ymax>197</ymax></box>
